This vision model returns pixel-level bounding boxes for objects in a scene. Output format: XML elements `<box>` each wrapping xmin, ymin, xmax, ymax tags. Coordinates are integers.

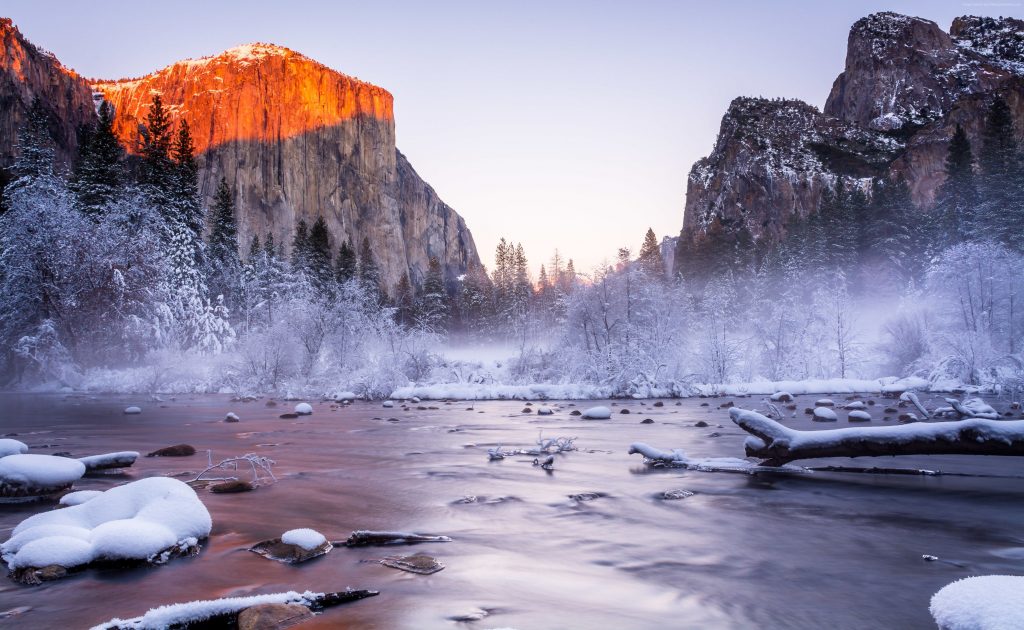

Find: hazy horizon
<box><xmin>4</xmin><ymin>0</ymin><xmax>1019</xmax><ymax>274</ymax></box>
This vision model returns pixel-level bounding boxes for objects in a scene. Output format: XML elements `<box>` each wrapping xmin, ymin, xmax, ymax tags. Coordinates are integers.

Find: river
<box><xmin>0</xmin><ymin>392</ymin><xmax>1021</xmax><ymax>629</ymax></box>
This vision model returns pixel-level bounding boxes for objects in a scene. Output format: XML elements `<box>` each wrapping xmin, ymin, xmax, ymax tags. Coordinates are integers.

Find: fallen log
<box><xmin>340</xmin><ymin>530</ymin><xmax>452</xmax><ymax>547</ymax></box>
<box><xmin>730</xmin><ymin>407</ymin><xmax>1024</xmax><ymax>466</ymax></box>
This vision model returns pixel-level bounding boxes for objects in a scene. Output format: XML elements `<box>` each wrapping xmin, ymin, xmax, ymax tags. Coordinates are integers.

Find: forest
<box><xmin>2</xmin><ymin>94</ymin><xmax>1023</xmax><ymax>398</ymax></box>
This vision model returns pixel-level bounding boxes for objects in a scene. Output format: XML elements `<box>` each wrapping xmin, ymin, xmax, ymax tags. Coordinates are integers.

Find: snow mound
<box><xmin>123</xmin><ymin>407</ymin><xmax>142</xmax><ymax>415</ymax></box>
<box><xmin>2</xmin><ymin>477</ymin><xmax>211</xmax><ymax>570</ymax></box>
<box><xmin>60</xmin><ymin>490</ymin><xmax>103</xmax><ymax>506</ymax></box>
<box><xmin>281</xmin><ymin>528</ymin><xmax>326</xmax><ymax>551</ymax></box>
<box><xmin>813</xmin><ymin>407</ymin><xmax>838</xmax><ymax>421</ymax></box>
<box><xmin>582</xmin><ymin>406</ymin><xmax>611</xmax><ymax>419</ymax></box>
<box><xmin>0</xmin><ymin>439</ymin><xmax>28</xmax><ymax>457</ymax></box>
<box><xmin>294</xmin><ymin>403</ymin><xmax>313</xmax><ymax>415</ymax></box>
<box><xmin>930</xmin><ymin>575</ymin><xmax>1024</xmax><ymax>630</ymax></box>
<box><xmin>0</xmin><ymin>454</ymin><xmax>86</xmax><ymax>489</ymax></box>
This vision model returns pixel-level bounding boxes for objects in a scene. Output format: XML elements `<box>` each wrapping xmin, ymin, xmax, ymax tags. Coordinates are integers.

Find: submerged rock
<box><xmin>641</xmin><ymin>418</ymin><xmax>654</xmax><ymax>424</ymax></box>
<box><xmin>146</xmin><ymin>444</ymin><xmax>196</xmax><ymax>458</ymax></box>
<box><xmin>279</xmin><ymin>413</ymin><xmax>299</xmax><ymax>419</ymax></box>
<box><xmin>569</xmin><ymin>410</ymin><xmax>582</xmax><ymax>416</ymax></box>
<box><xmin>660</xmin><ymin>489</ymin><xmax>696</xmax><ymax>500</ymax></box>
<box><xmin>380</xmin><ymin>553</ymin><xmax>444</xmax><ymax>575</ymax></box>
<box><xmin>694</xmin><ymin>420</ymin><xmax>709</xmax><ymax>428</ymax></box>
<box><xmin>237</xmin><ymin>603</ymin><xmax>313</xmax><ymax>630</ymax></box>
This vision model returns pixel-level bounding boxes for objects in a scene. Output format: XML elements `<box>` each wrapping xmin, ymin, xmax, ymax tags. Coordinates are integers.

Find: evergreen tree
<box><xmin>637</xmin><ymin>228</ymin><xmax>664</xmax><ymax>278</ymax></box>
<box><xmin>307</xmin><ymin>215</ymin><xmax>333</xmax><ymax>291</ymax></box>
<box><xmin>335</xmin><ymin>239</ymin><xmax>357</xmax><ymax>284</ymax></box>
<box><xmin>394</xmin><ymin>272</ymin><xmax>415</xmax><ymax>327</ymax></box>
<box><xmin>862</xmin><ymin>177</ymin><xmax>917</xmax><ymax>289</ymax></box>
<box><xmin>291</xmin><ymin>219</ymin><xmax>310</xmax><ymax>273</ymax></box>
<box><xmin>12</xmin><ymin>96</ymin><xmax>55</xmax><ymax>183</ymax></box>
<box><xmin>931</xmin><ymin>124</ymin><xmax>977</xmax><ymax>248</ymax></box>
<box><xmin>977</xmin><ymin>96</ymin><xmax>1024</xmax><ymax>247</ymax></box>
<box><xmin>71</xmin><ymin>100</ymin><xmax>123</xmax><ymax>215</ymax></box>
<box><xmin>416</xmin><ymin>257</ymin><xmax>449</xmax><ymax>331</ymax></box>
<box><xmin>357</xmin><ymin>236</ymin><xmax>381</xmax><ymax>298</ymax></box>
<box><xmin>171</xmin><ymin>119</ymin><xmax>203</xmax><ymax>246</ymax></box>
<box><xmin>207</xmin><ymin>177</ymin><xmax>241</xmax><ymax>305</ymax></box>
<box><xmin>140</xmin><ymin>95</ymin><xmax>174</xmax><ymax>196</ymax></box>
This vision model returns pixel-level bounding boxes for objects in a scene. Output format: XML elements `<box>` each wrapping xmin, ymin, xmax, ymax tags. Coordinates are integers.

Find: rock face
<box><xmin>677</xmin><ymin>13</ymin><xmax>1024</xmax><ymax>268</ymax></box>
<box><xmin>0</xmin><ymin>18</ymin><xmax>96</xmax><ymax>170</ymax></box>
<box><xmin>0</xmin><ymin>21</ymin><xmax>480</xmax><ymax>289</ymax></box>
<box><xmin>93</xmin><ymin>43</ymin><xmax>479</xmax><ymax>289</ymax></box>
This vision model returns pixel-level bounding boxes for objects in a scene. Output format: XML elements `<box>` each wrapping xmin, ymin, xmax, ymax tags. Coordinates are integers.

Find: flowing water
<box><xmin>0</xmin><ymin>393</ymin><xmax>1022</xmax><ymax>629</ymax></box>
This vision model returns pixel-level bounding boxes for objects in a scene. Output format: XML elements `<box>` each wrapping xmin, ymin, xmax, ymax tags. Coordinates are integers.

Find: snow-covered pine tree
<box><xmin>291</xmin><ymin>219</ymin><xmax>311</xmax><ymax>274</ymax></box>
<box><xmin>930</xmin><ymin>124</ymin><xmax>977</xmax><ymax>249</ymax></box>
<box><xmin>415</xmin><ymin>257</ymin><xmax>449</xmax><ymax>332</ymax></box>
<box><xmin>207</xmin><ymin>177</ymin><xmax>242</xmax><ymax>310</ymax></box>
<box><xmin>977</xmin><ymin>96</ymin><xmax>1024</xmax><ymax>248</ymax></box>
<box><xmin>71</xmin><ymin>100</ymin><xmax>123</xmax><ymax>215</ymax></box>
<box><xmin>393</xmin><ymin>272</ymin><xmax>415</xmax><ymax>327</ymax></box>
<box><xmin>335</xmin><ymin>239</ymin><xmax>357</xmax><ymax>284</ymax></box>
<box><xmin>357</xmin><ymin>236</ymin><xmax>382</xmax><ymax>300</ymax></box>
<box><xmin>637</xmin><ymin>228</ymin><xmax>664</xmax><ymax>279</ymax></box>
<box><xmin>307</xmin><ymin>216</ymin><xmax>333</xmax><ymax>294</ymax></box>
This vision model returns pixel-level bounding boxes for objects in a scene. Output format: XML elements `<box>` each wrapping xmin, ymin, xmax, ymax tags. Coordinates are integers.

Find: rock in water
<box><xmin>537</xmin><ymin>406</ymin><xmax>553</xmax><ymax>415</ymax></box>
<box><xmin>123</xmin><ymin>406</ymin><xmax>142</xmax><ymax>415</ymax></box>
<box><xmin>848</xmin><ymin>410</ymin><xmax>872</xmax><ymax>422</ymax></box>
<box><xmin>813</xmin><ymin>407</ymin><xmax>838</xmax><ymax>422</ymax></box>
<box><xmin>225</xmin><ymin>412</ymin><xmax>240</xmax><ymax>422</ymax></box>
<box><xmin>380</xmin><ymin>553</ymin><xmax>444</xmax><ymax>575</ymax></box>
<box><xmin>343</xmin><ymin>530</ymin><xmax>452</xmax><ymax>546</ymax></box>
<box><xmin>210</xmin><ymin>480</ymin><xmax>254</xmax><ymax>493</ymax></box>
<box><xmin>146</xmin><ymin>444</ymin><xmax>196</xmax><ymax>457</ymax></box>
<box><xmin>237</xmin><ymin>603</ymin><xmax>313</xmax><ymax>630</ymax></box>
<box><xmin>294</xmin><ymin>403</ymin><xmax>313</xmax><ymax>415</ymax></box>
<box><xmin>250</xmin><ymin>529</ymin><xmax>332</xmax><ymax>564</ymax></box>
<box><xmin>581</xmin><ymin>406</ymin><xmax>611</xmax><ymax>419</ymax></box>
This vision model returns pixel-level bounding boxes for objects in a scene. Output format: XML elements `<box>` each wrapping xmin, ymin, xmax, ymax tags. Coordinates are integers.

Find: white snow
<box><xmin>769</xmin><ymin>391</ymin><xmax>793</xmax><ymax>401</ymax></box>
<box><xmin>930</xmin><ymin>575</ymin><xmax>1024</xmax><ymax>630</ymax></box>
<box><xmin>813</xmin><ymin>407</ymin><xmax>838</xmax><ymax>421</ymax></box>
<box><xmin>382</xmin><ymin>400</ymin><xmax>394</xmax><ymax>408</ymax></box>
<box><xmin>294</xmin><ymin>402</ymin><xmax>313</xmax><ymax>415</ymax></box>
<box><xmin>581</xmin><ymin>406</ymin><xmax>611</xmax><ymax>419</ymax></box>
<box><xmin>628</xmin><ymin>442</ymin><xmax>807</xmax><ymax>474</ymax></box>
<box><xmin>848</xmin><ymin>410</ymin><xmax>872</xmax><ymax>422</ymax></box>
<box><xmin>2</xmin><ymin>477</ymin><xmax>211</xmax><ymax>570</ymax></box>
<box><xmin>537</xmin><ymin>406</ymin><xmax>553</xmax><ymax>415</ymax></box>
<box><xmin>225</xmin><ymin>412</ymin><xmax>239</xmax><ymax>421</ymax></box>
<box><xmin>123</xmin><ymin>406</ymin><xmax>142</xmax><ymax>415</ymax></box>
<box><xmin>60</xmin><ymin>490</ymin><xmax>103</xmax><ymax>506</ymax></box>
<box><xmin>0</xmin><ymin>439</ymin><xmax>28</xmax><ymax>457</ymax></box>
<box><xmin>280</xmin><ymin>528</ymin><xmax>327</xmax><ymax>551</ymax></box>
<box><xmin>90</xmin><ymin>590</ymin><xmax>326</xmax><ymax>630</ymax></box>
<box><xmin>950</xmin><ymin>397</ymin><xmax>999</xmax><ymax>420</ymax></box>
<box><xmin>815</xmin><ymin>399</ymin><xmax>835</xmax><ymax>406</ymax></box>
<box><xmin>844</xmin><ymin>401</ymin><xmax>866</xmax><ymax>410</ymax></box>
<box><xmin>0</xmin><ymin>454</ymin><xmax>85</xmax><ymax>489</ymax></box>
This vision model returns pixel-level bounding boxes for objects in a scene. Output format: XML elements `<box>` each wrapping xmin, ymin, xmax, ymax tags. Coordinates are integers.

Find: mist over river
<box><xmin>0</xmin><ymin>393</ymin><xmax>1022</xmax><ymax>629</ymax></box>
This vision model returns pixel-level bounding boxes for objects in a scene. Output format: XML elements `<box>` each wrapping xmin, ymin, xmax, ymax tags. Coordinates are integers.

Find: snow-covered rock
<box><xmin>848</xmin><ymin>410</ymin><xmax>872</xmax><ymax>422</ymax></box>
<box><xmin>294</xmin><ymin>402</ymin><xmax>313</xmax><ymax>415</ymax></box>
<box><xmin>1</xmin><ymin>477</ymin><xmax>211</xmax><ymax>575</ymax></box>
<box><xmin>815</xmin><ymin>398</ymin><xmax>835</xmax><ymax>407</ymax></box>
<box><xmin>770</xmin><ymin>392</ymin><xmax>793</xmax><ymax>402</ymax></box>
<box><xmin>949</xmin><ymin>397</ymin><xmax>999</xmax><ymax>420</ymax></box>
<box><xmin>930</xmin><ymin>575</ymin><xmax>1024</xmax><ymax>630</ymax></box>
<box><xmin>123</xmin><ymin>406</ymin><xmax>142</xmax><ymax>415</ymax></box>
<box><xmin>537</xmin><ymin>406</ymin><xmax>554</xmax><ymax>415</ymax></box>
<box><xmin>581</xmin><ymin>406</ymin><xmax>611</xmax><ymax>419</ymax></box>
<box><xmin>0</xmin><ymin>439</ymin><xmax>28</xmax><ymax>457</ymax></box>
<box><xmin>844</xmin><ymin>401</ymin><xmax>866</xmax><ymax>410</ymax></box>
<box><xmin>813</xmin><ymin>407</ymin><xmax>838</xmax><ymax>422</ymax></box>
<box><xmin>78</xmin><ymin>451</ymin><xmax>139</xmax><ymax>473</ymax></box>
<box><xmin>224</xmin><ymin>412</ymin><xmax>240</xmax><ymax>422</ymax></box>
<box><xmin>0</xmin><ymin>454</ymin><xmax>86</xmax><ymax>499</ymax></box>
<box><xmin>281</xmin><ymin>528</ymin><xmax>327</xmax><ymax>551</ymax></box>
<box><xmin>382</xmin><ymin>400</ymin><xmax>394</xmax><ymax>408</ymax></box>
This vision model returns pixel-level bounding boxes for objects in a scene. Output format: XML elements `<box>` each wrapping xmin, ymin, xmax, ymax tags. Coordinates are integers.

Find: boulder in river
<box><xmin>210</xmin><ymin>480</ymin><xmax>254</xmax><ymax>493</ymax></box>
<box><xmin>249</xmin><ymin>528</ymin><xmax>332</xmax><ymax>564</ymax></box>
<box><xmin>146</xmin><ymin>444</ymin><xmax>196</xmax><ymax>457</ymax></box>
<box><xmin>123</xmin><ymin>406</ymin><xmax>142</xmax><ymax>415</ymax></box>
<box><xmin>237</xmin><ymin>603</ymin><xmax>313</xmax><ymax>630</ymax></box>
<box><xmin>581</xmin><ymin>406</ymin><xmax>611</xmax><ymax>419</ymax></box>
<box><xmin>225</xmin><ymin>412</ymin><xmax>240</xmax><ymax>423</ymax></box>
<box><xmin>294</xmin><ymin>403</ymin><xmax>313</xmax><ymax>415</ymax></box>
<box><xmin>380</xmin><ymin>553</ymin><xmax>444</xmax><ymax>575</ymax></box>
<box><xmin>812</xmin><ymin>407</ymin><xmax>838</xmax><ymax>422</ymax></box>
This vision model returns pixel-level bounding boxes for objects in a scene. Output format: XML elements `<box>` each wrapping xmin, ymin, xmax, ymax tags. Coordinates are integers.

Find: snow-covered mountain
<box><xmin>0</xmin><ymin>20</ymin><xmax>480</xmax><ymax>289</ymax></box>
<box><xmin>677</xmin><ymin>12</ymin><xmax>1024</xmax><ymax>270</ymax></box>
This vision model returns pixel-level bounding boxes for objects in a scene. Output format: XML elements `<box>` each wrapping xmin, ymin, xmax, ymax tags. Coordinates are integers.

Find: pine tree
<box><xmin>207</xmin><ymin>177</ymin><xmax>241</xmax><ymax>305</ymax></box>
<box><xmin>416</xmin><ymin>257</ymin><xmax>449</xmax><ymax>331</ymax></box>
<box><xmin>637</xmin><ymin>228</ymin><xmax>664</xmax><ymax>278</ymax></box>
<box><xmin>335</xmin><ymin>239</ymin><xmax>357</xmax><ymax>284</ymax></box>
<box><xmin>291</xmin><ymin>219</ymin><xmax>310</xmax><ymax>273</ymax></box>
<box><xmin>394</xmin><ymin>272</ymin><xmax>415</xmax><ymax>326</ymax></box>
<box><xmin>71</xmin><ymin>100</ymin><xmax>123</xmax><ymax>215</ymax></box>
<box><xmin>140</xmin><ymin>95</ymin><xmax>174</xmax><ymax>196</ymax></box>
<box><xmin>977</xmin><ymin>96</ymin><xmax>1024</xmax><ymax>247</ymax></box>
<box><xmin>307</xmin><ymin>216</ymin><xmax>333</xmax><ymax>292</ymax></box>
<box><xmin>12</xmin><ymin>96</ymin><xmax>55</xmax><ymax>183</ymax></box>
<box><xmin>931</xmin><ymin>124</ymin><xmax>977</xmax><ymax>248</ymax></box>
<box><xmin>863</xmin><ymin>176</ymin><xmax>917</xmax><ymax>290</ymax></box>
<box><xmin>357</xmin><ymin>236</ymin><xmax>381</xmax><ymax>298</ymax></box>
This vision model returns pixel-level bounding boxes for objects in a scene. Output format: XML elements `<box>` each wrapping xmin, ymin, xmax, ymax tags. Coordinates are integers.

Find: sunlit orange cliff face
<box><xmin>92</xmin><ymin>43</ymin><xmax>395</xmax><ymax>157</ymax></box>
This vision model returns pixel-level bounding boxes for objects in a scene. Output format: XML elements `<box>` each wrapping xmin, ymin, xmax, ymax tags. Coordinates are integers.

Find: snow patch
<box><xmin>281</xmin><ymin>528</ymin><xmax>326</xmax><ymax>551</ymax></box>
<box><xmin>0</xmin><ymin>439</ymin><xmax>28</xmax><ymax>457</ymax></box>
<box><xmin>930</xmin><ymin>575</ymin><xmax>1024</xmax><ymax>630</ymax></box>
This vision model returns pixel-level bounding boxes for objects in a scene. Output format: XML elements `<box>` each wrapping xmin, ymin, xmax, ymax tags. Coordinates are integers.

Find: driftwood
<box><xmin>730</xmin><ymin>408</ymin><xmax>1024</xmax><ymax>466</ymax></box>
<box><xmin>341</xmin><ymin>530</ymin><xmax>451</xmax><ymax>547</ymax></box>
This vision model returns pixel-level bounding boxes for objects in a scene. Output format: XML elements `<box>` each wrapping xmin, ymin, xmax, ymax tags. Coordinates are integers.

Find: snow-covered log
<box><xmin>78</xmin><ymin>451</ymin><xmax>139</xmax><ymax>473</ymax></box>
<box><xmin>730</xmin><ymin>408</ymin><xmax>1024</xmax><ymax>466</ymax></box>
<box><xmin>948</xmin><ymin>397</ymin><xmax>999</xmax><ymax>420</ymax></box>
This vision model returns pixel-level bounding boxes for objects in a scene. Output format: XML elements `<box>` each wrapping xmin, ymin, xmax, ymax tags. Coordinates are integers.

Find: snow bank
<box><xmin>281</xmin><ymin>528</ymin><xmax>326</xmax><ymax>551</ymax></box>
<box><xmin>0</xmin><ymin>454</ymin><xmax>85</xmax><ymax>489</ymax></box>
<box><xmin>930</xmin><ymin>575</ymin><xmax>1024</xmax><ymax>630</ymax></box>
<box><xmin>391</xmin><ymin>382</ymin><xmax>675</xmax><ymax>401</ymax></box>
<box><xmin>698</xmin><ymin>376</ymin><xmax>934</xmax><ymax>397</ymax></box>
<box><xmin>0</xmin><ymin>439</ymin><xmax>28</xmax><ymax>457</ymax></box>
<box><xmin>582</xmin><ymin>406</ymin><xmax>611</xmax><ymax>419</ymax></box>
<box><xmin>2</xmin><ymin>477</ymin><xmax>211</xmax><ymax>570</ymax></box>
<box><xmin>90</xmin><ymin>590</ymin><xmax>325</xmax><ymax>630</ymax></box>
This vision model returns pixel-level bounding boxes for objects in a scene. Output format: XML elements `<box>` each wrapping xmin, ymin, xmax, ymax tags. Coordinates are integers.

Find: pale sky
<box><xmin>5</xmin><ymin>0</ymin><xmax>1019</xmax><ymax>274</ymax></box>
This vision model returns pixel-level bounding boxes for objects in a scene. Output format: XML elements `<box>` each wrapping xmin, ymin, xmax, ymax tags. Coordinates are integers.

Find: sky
<box><xmin>4</xmin><ymin>0</ymin><xmax>1020</xmax><ymax>274</ymax></box>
